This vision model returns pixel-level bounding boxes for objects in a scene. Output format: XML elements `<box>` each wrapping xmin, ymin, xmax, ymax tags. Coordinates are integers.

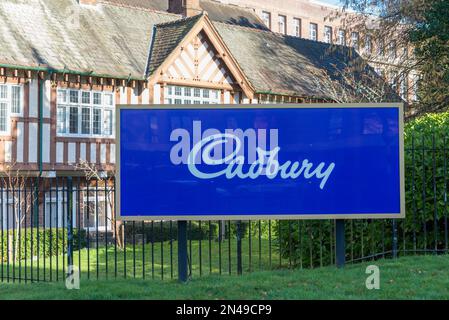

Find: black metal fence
<box><xmin>0</xmin><ymin>137</ymin><xmax>448</xmax><ymax>283</ymax></box>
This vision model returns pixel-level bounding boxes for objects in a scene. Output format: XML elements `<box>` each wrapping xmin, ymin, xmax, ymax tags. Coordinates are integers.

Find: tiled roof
<box><xmin>0</xmin><ymin>0</ymin><xmax>177</xmax><ymax>79</ymax></box>
<box><xmin>103</xmin><ymin>0</ymin><xmax>267</xmax><ymax>30</ymax></box>
<box><xmin>214</xmin><ymin>22</ymin><xmax>399</xmax><ymax>100</ymax></box>
<box><xmin>198</xmin><ymin>0</ymin><xmax>267</xmax><ymax>30</ymax></box>
<box><xmin>146</xmin><ymin>14</ymin><xmax>203</xmax><ymax>76</ymax></box>
<box><xmin>102</xmin><ymin>0</ymin><xmax>168</xmax><ymax>11</ymax></box>
<box><xmin>0</xmin><ymin>1</ymin><xmax>397</xmax><ymax>100</ymax></box>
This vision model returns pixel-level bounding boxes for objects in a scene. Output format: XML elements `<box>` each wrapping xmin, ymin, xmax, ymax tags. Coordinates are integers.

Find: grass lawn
<box><xmin>1</xmin><ymin>239</ymin><xmax>290</xmax><ymax>281</ymax></box>
<box><xmin>1</xmin><ymin>254</ymin><xmax>449</xmax><ymax>299</ymax></box>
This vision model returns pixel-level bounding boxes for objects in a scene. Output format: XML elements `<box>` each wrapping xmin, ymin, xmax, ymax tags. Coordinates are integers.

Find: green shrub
<box><xmin>276</xmin><ymin>112</ymin><xmax>449</xmax><ymax>266</ymax></box>
<box><xmin>123</xmin><ymin>220</ymin><xmax>274</xmax><ymax>243</ymax></box>
<box><xmin>123</xmin><ymin>221</ymin><xmax>219</xmax><ymax>242</ymax></box>
<box><xmin>1</xmin><ymin>228</ymin><xmax>86</xmax><ymax>262</ymax></box>
<box><xmin>235</xmin><ymin>220</ymin><xmax>273</xmax><ymax>239</ymax></box>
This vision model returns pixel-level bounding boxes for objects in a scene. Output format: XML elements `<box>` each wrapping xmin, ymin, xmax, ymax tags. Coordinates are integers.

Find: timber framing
<box><xmin>147</xmin><ymin>13</ymin><xmax>255</xmax><ymax>100</ymax></box>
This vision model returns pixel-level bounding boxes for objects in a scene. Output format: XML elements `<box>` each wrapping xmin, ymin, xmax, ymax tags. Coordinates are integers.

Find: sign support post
<box><xmin>392</xmin><ymin>219</ymin><xmax>398</xmax><ymax>258</ymax></box>
<box><xmin>177</xmin><ymin>220</ymin><xmax>188</xmax><ymax>282</ymax></box>
<box><xmin>237</xmin><ymin>221</ymin><xmax>242</xmax><ymax>275</ymax></box>
<box><xmin>66</xmin><ymin>176</ymin><xmax>74</xmax><ymax>275</ymax></box>
<box><xmin>335</xmin><ymin>219</ymin><xmax>345</xmax><ymax>268</ymax></box>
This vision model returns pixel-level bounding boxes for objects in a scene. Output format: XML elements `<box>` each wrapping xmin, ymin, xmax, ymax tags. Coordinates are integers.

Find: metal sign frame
<box><xmin>116</xmin><ymin>103</ymin><xmax>405</xmax><ymax>221</ymax></box>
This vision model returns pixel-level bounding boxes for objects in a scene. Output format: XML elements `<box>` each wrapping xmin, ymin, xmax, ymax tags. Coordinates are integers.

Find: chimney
<box><xmin>168</xmin><ymin>0</ymin><xmax>202</xmax><ymax>17</ymax></box>
<box><xmin>78</xmin><ymin>0</ymin><xmax>97</xmax><ymax>5</ymax></box>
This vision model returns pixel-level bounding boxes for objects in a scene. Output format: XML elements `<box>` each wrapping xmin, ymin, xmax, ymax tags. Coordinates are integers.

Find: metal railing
<box><xmin>0</xmin><ymin>137</ymin><xmax>448</xmax><ymax>282</ymax></box>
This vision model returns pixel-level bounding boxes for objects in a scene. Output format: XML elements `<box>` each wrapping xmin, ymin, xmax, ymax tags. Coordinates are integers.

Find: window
<box><xmin>104</xmin><ymin>110</ymin><xmax>113</xmax><ymax>135</ymax></box>
<box><xmin>194</xmin><ymin>88</ymin><xmax>201</xmax><ymax>98</ymax></box>
<box><xmin>69</xmin><ymin>106</ymin><xmax>78</xmax><ymax>134</ymax></box>
<box><xmin>11</xmin><ymin>86</ymin><xmax>21</xmax><ymax>114</ymax></box>
<box><xmin>293</xmin><ymin>18</ymin><xmax>301</xmax><ymax>37</ymax></box>
<box><xmin>82</xmin><ymin>190</ymin><xmax>112</xmax><ymax>231</ymax></box>
<box><xmin>374</xmin><ymin>67</ymin><xmax>383</xmax><ymax>76</ymax></box>
<box><xmin>278</xmin><ymin>15</ymin><xmax>286</xmax><ymax>34</ymax></box>
<box><xmin>0</xmin><ymin>84</ymin><xmax>23</xmax><ymax>134</ymax></box>
<box><xmin>324</xmin><ymin>26</ymin><xmax>332</xmax><ymax>44</ymax></box>
<box><xmin>388</xmin><ymin>40</ymin><xmax>397</xmax><ymax>59</ymax></box>
<box><xmin>1</xmin><ymin>197</ymin><xmax>20</xmax><ymax>230</ymax></box>
<box><xmin>377</xmin><ymin>40</ymin><xmax>384</xmax><ymax>56</ymax></box>
<box><xmin>57</xmin><ymin>107</ymin><xmax>66</xmax><ymax>134</ymax></box>
<box><xmin>93</xmin><ymin>92</ymin><xmax>102</xmax><ymax>105</ymax></box>
<box><xmin>93</xmin><ymin>109</ymin><xmax>102</xmax><ymax>135</ymax></box>
<box><xmin>44</xmin><ymin>189</ymin><xmax>78</xmax><ymax>229</ymax></box>
<box><xmin>399</xmin><ymin>74</ymin><xmax>408</xmax><ymax>100</ymax></box>
<box><xmin>81</xmin><ymin>91</ymin><xmax>90</xmax><ymax>104</ymax></box>
<box><xmin>389</xmin><ymin>72</ymin><xmax>398</xmax><ymax>91</ymax></box>
<box><xmin>165</xmin><ymin>86</ymin><xmax>220</xmax><ymax>104</ymax></box>
<box><xmin>81</xmin><ymin>107</ymin><xmax>90</xmax><ymax>134</ymax></box>
<box><xmin>364</xmin><ymin>35</ymin><xmax>372</xmax><ymax>54</ymax></box>
<box><xmin>337</xmin><ymin>29</ymin><xmax>345</xmax><ymax>45</ymax></box>
<box><xmin>262</xmin><ymin>11</ymin><xmax>271</xmax><ymax>29</ymax></box>
<box><xmin>351</xmin><ymin>32</ymin><xmax>359</xmax><ymax>50</ymax></box>
<box><xmin>0</xmin><ymin>103</ymin><xmax>8</xmax><ymax>132</ymax></box>
<box><xmin>56</xmin><ymin>89</ymin><xmax>114</xmax><ymax>137</ymax></box>
<box><xmin>309</xmin><ymin>23</ymin><xmax>317</xmax><ymax>41</ymax></box>
<box><xmin>69</xmin><ymin>90</ymin><xmax>78</xmax><ymax>103</ymax></box>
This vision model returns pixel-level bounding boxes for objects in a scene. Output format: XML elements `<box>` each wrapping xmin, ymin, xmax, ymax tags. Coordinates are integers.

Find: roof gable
<box><xmin>146</xmin><ymin>14</ymin><xmax>203</xmax><ymax>77</ymax></box>
<box><xmin>162</xmin><ymin>31</ymin><xmax>236</xmax><ymax>86</ymax></box>
<box><xmin>147</xmin><ymin>13</ymin><xmax>254</xmax><ymax>98</ymax></box>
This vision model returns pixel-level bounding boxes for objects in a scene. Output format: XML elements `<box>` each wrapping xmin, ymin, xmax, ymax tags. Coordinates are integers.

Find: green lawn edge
<box><xmin>1</xmin><ymin>254</ymin><xmax>449</xmax><ymax>300</ymax></box>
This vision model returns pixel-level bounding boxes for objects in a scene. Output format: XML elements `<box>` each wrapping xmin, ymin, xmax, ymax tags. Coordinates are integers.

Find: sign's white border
<box><xmin>116</xmin><ymin>103</ymin><xmax>405</xmax><ymax>221</ymax></box>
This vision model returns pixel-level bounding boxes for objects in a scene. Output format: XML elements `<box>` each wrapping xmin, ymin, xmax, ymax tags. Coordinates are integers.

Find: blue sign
<box><xmin>116</xmin><ymin>104</ymin><xmax>404</xmax><ymax>220</ymax></box>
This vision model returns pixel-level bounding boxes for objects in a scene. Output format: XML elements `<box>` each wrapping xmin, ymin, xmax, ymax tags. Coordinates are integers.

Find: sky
<box><xmin>312</xmin><ymin>0</ymin><xmax>344</xmax><ymax>6</ymax></box>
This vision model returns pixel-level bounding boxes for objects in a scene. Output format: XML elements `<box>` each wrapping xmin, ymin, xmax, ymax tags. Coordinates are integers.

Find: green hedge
<box><xmin>123</xmin><ymin>221</ymin><xmax>219</xmax><ymax>242</ymax></box>
<box><xmin>122</xmin><ymin>220</ymin><xmax>275</xmax><ymax>243</ymax></box>
<box><xmin>276</xmin><ymin>112</ymin><xmax>449</xmax><ymax>266</ymax></box>
<box><xmin>1</xmin><ymin>228</ymin><xmax>86</xmax><ymax>262</ymax></box>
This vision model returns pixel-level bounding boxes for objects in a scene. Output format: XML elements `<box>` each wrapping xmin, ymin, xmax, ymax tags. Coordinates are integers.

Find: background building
<box><xmin>214</xmin><ymin>0</ymin><xmax>417</xmax><ymax>103</ymax></box>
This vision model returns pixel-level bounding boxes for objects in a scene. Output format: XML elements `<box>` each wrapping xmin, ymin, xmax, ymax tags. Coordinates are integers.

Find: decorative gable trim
<box><xmin>147</xmin><ymin>13</ymin><xmax>254</xmax><ymax>99</ymax></box>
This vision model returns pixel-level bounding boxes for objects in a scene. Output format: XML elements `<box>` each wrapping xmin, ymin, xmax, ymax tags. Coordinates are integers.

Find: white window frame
<box><xmin>365</xmin><ymin>35</ymin><xmax>372</xmax><ymax>54</ymax></box>
<box><xmin>399</xmin><ymin>73</ymin><xmax>408</xmax><ymax>100</ymax></box>
<box><xmin>374</xmin><ymin>67</ymin><xmax>382</xmax><ymax>76</ymax></box>
<box><xmin>324</xmin><ymin>26</ymin><xmax>332</xmax><ymax>44</ymax></box>
<box><xmin>388</xmin><ymin>40</ymin><xmax>397</xmax><ymax>59</ymax></box>
<box><xmin>351</xmin><ymin>32</ymin><xmax>359</xmax><ymax>50</ymax></box>
<box><xmin>44</xmin><ymin>191</ymin><xmax>77</xmax><ymax>228</ymax></box>
<box><xmin>293</xmin><ymin>18</ymin><xmax>301</xmax><ymax>37</ymax></box>
<box><xmin>377</xmin><ymin>40</ymin><xmax>385</xmax><ymax>56</ymax></box>
<box><xmin>82</xmin><ymin>191</ymin><xmax>112</xmax><ymax>232</ymax></box>
<box><xmin>309</xmin><ymin>23</ymin><xmax>317</xmax><ymax>41</ymax></box>
<box><xmin>56</xmin><ymin>88</ymin><xmax>115</xmax><ymax>138</ymax></box>
<box><xmin>0</xmin><ymin>84</ymin><xmax>23</xmax><ymax>136</ymax></box>
<box><xmin>1</xmin><ymin>197</ymin><xmax>19</xmax><ymax>230</ymax></box>
<box><xmin>337</xmin><ymin>29</ymin><xmax>346</xmax><ymax>46</ymax></box>
<box><xmin>390</xmin><ymin>72</ymin><xmax>398</xmax><ymax>91</ymax></box>
<box><xmin>164</xmin><ymin>86</ymin><xmax>220</xmax><ymax>105</ymax></box>
<box><xmin>262</xmin><ymin>11</ymin><xmax>271</xmax><ymax>29</ymax></box>
<box><xmin>278</xmin><ymin>15</ymin><xmax>286</xmax><ymax>34</ymax></box>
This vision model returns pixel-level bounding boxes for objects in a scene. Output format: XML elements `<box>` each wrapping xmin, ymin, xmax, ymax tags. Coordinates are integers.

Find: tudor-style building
<box><xmin>0</xmin><ymin>0</ymin><xmax>396</xmax><ymax>232</ymax></box>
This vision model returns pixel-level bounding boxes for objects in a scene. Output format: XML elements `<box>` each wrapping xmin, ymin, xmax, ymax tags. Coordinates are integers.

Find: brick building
<box><xmin>0</xmin><ymin>0</ymin><xmax>397</xmax><ymax>231</ymax></box>
<box><xmin>214</xmin><ymin>0</ymin><xmax>418</xmax><ymax>103</ymax></box>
